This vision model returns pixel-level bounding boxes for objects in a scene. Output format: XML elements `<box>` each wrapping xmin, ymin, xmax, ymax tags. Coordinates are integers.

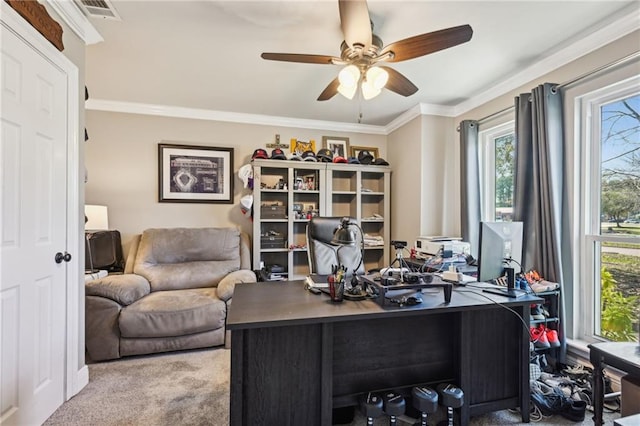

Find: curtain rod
<box><xmin>552</xmin><ymin>50</ymin><xmax>640</xmax><ymax>92</ymax></box>
<box><xmin>457</xmin><ymin>50</ymin><xmax>640</xmax><ymax>131</ymax></box>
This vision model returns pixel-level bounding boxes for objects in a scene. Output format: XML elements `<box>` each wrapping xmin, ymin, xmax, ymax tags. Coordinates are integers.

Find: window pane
<box><xmin>495</xmin><ymin>134</ymin><xmax>515</xmax><ymax>221</ymax></box>
<box><xmin>598</xmin><ymin>93</ymin><xmax>640</xmax><ymax>342</ymax></box>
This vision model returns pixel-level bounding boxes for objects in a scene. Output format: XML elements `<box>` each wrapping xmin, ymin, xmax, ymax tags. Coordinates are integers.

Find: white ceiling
<box><xmin>84</xmin><ymin>1</ymin><xmax>639</xmax><ymax>127</ymax></box>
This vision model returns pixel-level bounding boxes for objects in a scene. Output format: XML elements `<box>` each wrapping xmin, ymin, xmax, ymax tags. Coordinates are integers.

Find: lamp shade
<box><xmin>331</xmin><ymin>218</ymin><xmax>357</xmax><ymax>245</ymax></box>
<box><xmin>85</xmin><ymin>205</ymin><xmax>109</xmax><ymax>230</ymax></box>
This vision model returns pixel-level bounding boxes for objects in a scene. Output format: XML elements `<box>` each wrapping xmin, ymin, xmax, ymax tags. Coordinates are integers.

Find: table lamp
<box><xmin>84</xmin><ymin>204</ymin><xmax>109</xmax><ymax>273</ymax></box>
<box><xmin>331</xmin><ymin>217</ymin><xmax>366</xmax><ymax>298</ymax></box>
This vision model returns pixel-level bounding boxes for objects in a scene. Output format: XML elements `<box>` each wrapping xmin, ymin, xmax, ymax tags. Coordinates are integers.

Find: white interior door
<box><xmin>1</xmin><ymin>20</ymin><xmax>69</xmax><ymax>426</ymax></box>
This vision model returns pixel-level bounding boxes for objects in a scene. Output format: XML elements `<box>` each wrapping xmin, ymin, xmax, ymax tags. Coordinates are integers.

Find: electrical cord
<box><xmin>456</xmin><ymin>285</ymin><xmax>537</xmax><ymax>342</ymax></box>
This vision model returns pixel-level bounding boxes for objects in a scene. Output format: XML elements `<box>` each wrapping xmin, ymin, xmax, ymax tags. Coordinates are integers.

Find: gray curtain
<box><xmin>459</xmin><ymin>120</ymin><xmax>482</xmax><ymax>259</ymax></box>
<box><xmin>513</xmin><ymin>83</ymin><xmax>569</xmax><ymax>362</ymax></box>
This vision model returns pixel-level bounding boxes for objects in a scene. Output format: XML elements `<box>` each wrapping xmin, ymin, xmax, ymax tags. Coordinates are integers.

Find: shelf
<box><xmin>530</xmin><ymin>317</ymin><xmax>560</xmax><ymax>325</ymax></box>
<box><xmin>252</xmin><ymin>159</ymin><xmax>390</xmax><ymax>277</ymax></box>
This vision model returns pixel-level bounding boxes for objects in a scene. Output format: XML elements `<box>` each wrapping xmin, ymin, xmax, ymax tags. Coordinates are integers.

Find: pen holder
<box><xmin>329</xmin><ymin>276</ymin><xmax>345</xmax><ymax>302</ymax></box>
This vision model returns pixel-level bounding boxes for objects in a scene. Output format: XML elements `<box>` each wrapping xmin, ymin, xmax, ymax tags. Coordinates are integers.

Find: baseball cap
<box><xmin>240</xmin><ymin>194</ymin><xmax>253</xmax><ymax>218</ymax></box>
<box><xmin>333</xmin><ymin>156</ymin><xmax>348</xmax><ymax>163</ymax></box>
<box><xmin>316</xmin><ymin>148</ymin><xmax>333</xmax><ymax>163</ymax></box>
<box><xmin>357</xmin><ymin>150</ymin><xmax>374</xmax><ymax>165</ymax></box>
<box><xmin>288</xmin><ymin>153</ymin><xmax>302</xmax><ymax>161</ymax></box>
<box><xmin>252</xmin><ymin>148</ymin><xmax>268</xmax><ymax>160</ymax></box>
<box><xmin>238</xmin><ymin>164</ymin><xmax>253</xmax><ymax>189</ymax></box>
<box><xmin>301</xmin><ymin>150</ymin><xmax>317</xmax><ymax>161</ymax></box>
<box><xmin>347</xmin><ymin>156</ymin><xmax>360</xmax><ymax>164</ymax></box>
<box><xmin>373</xmin><ymin>158</ymin><xmax>389</xmax><ymax>166</ymax></box>
<box><xmin>271</xmin><ymin>148</ymin><xmax>286</xmax><ymax>160</ymax></box>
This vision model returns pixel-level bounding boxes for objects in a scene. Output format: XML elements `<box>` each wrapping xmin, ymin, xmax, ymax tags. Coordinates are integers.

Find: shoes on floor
<box><xmin>530</xmin><ymin>383</ymin><xmax>587</xmax><ymax>421</ymax></box>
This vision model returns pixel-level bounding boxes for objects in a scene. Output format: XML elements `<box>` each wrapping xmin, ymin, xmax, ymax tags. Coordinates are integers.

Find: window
<box><xmin>579</xmin><ymin>78</ymin><xmax>640</xmax><ymax>343</ymax></box>
<box><xmin>479</xmin><ymin>121</ymin><xmax>516</xmax><ymax>222</ymax></box>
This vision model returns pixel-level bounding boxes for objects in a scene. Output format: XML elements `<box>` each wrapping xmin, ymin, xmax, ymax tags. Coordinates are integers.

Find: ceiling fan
<box><xmin>261</xmin><ymin>0</ymin><xmax>473</xmax><ymax>101</ymax></box>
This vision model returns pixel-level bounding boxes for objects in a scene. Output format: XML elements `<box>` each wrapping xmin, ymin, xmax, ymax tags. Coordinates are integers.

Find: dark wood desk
<box><xmin>228</xmin><ymin>281</ymin><xmax>540</xmax><ymax>426</ymax></box>
<box><xmin>589</xmin><ymin>342</ymin><xmax>640</xmax><ymax>426</ymax></box>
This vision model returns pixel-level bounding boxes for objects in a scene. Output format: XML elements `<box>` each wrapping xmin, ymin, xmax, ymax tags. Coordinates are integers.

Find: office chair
<box><xmin>306</xmin><ymin>216</ymin><xmax>365</xmax><ymax>277</ymax></box>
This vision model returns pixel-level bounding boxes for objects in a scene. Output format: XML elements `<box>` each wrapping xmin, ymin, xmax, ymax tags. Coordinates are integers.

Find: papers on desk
<box><xmin>305</xmin><ymin>274</ymin><xmax>330</xmax><ymax>288</ymax></box>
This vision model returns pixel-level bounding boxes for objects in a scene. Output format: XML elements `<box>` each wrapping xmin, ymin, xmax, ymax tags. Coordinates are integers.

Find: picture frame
<box><xmin>290</xmin><ymin>138</ymin><xmax>316</xmax><ymax>155</ymax></box>
<box><xmin>322</xmin><ymin>136</ymin><xmax>350</xmax><ymax>158</ymax></box>
<box><xmin>158</xmin><ymin>143</ymin><xmax>234</xmax><ymax>203</ymax></box>
<box><xmin>350</xmin><ymin>145</ymin><xmax>379</xmax><ymax>161</ymax></box>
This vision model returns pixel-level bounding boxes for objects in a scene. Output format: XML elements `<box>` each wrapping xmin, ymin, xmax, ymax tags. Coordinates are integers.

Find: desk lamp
<box><xmin>331</xmin><ymin>217</ymin><xmax>366</xmax><ymax>298</ymax></box>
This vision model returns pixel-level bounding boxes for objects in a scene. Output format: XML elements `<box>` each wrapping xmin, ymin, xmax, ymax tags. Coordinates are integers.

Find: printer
<box><xmin>415</xmin><ymin>236</ymin><xmax>471</xmax><ymax>258</ymax></box>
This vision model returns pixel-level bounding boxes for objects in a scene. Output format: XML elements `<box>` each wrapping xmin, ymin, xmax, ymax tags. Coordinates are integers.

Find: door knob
<box><xmin>55</xmin><ymin>252</ymin><xmax>72</xmax><ymax>263</ymax></box>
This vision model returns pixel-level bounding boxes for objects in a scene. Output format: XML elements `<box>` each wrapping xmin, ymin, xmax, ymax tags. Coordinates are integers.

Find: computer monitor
<box><xmin>478</xmin><ymin>221</ymin><xmax>524</xmax><ymax>297</ymax></box>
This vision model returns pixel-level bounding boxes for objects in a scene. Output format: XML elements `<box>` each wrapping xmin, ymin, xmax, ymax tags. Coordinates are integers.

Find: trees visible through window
<box><xmin>480</xmin><ymin>122</ymin><xmax>515</xmax><ymax>222</ymax></box>
<box><xmin>596</xmin><ymin>92</ymin><xmax>639</xmax><ymax>342</ymax></box>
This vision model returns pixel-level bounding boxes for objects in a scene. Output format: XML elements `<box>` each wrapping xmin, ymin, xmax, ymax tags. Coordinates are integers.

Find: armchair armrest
<box><xmin>86</xmin><ymin>274</ymin><xmax>151</xmax><ymax>306</ymax></box>
<box><xmin>217</xmin><ymin>269</ymin><xmax>257</xmax><ymax>302</ymax></box>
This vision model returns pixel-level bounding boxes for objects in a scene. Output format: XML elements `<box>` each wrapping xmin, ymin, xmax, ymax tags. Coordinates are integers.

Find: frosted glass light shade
<box><xmin>366</xmin><ymin>67</ymin><xmax>389</xmax><ymax>90</ymax></box>
<box><xmin>338</xmin><ymin>65</ymin><xmax>360</xmax><ymax>88</ymax></box>
<box><xmin>361</xmin><ymin>80</ymin><xmax>381</xmax><ymax>100</ymax></box>
<box><xmin>85</xmin><ymin>205</ymin><xmax>109</xmax><ymax>230</ymax></box>
<box><xmin>337</xmin><ymin>83</ymin><xmax>357</xmax><ymax>99</ymax></box>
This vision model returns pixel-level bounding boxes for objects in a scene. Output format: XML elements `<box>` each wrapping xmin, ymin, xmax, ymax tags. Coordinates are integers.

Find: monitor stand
<box><xmin>482</xmin><ymin>267</ymin><xmax>526</xmax><ymax>298</ymax></box>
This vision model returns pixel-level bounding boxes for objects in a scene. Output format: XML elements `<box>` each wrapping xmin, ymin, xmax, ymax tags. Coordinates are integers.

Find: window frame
<box><xmin>576</xmin><ymin>75</ymin><xmax>640</xmax><ymax>343</ymax></box>
<box><xmin>479</xmin><ymin>121</ymin><xmax>515</xmax><ymax>222</ymax></box>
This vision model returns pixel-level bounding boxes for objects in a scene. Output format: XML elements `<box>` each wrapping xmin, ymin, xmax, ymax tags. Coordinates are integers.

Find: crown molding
<box><xmin>384</xmin><ymin>103</ymin><xmax>457</xmax><ymax>133</ymax></box>
<box><xmin>45</xmin><ymin>0</ymin><xmax>103</xmax><ymax>45</ymax></box>
<box><xmin>86</xmin><ymin>99</ymin><xmax>388</xmax><ymax>135</ymax></box>
<box><xmin>453</xmin><ymin>4</ymin><xmax>640</xmax><ymax>117</ymax></box>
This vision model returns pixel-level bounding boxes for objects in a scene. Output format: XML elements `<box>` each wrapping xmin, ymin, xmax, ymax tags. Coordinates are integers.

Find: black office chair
<box><xmin>306</xmin><ymin>216</ymin><xmax>365</xmax><ymax>277</ymax></box>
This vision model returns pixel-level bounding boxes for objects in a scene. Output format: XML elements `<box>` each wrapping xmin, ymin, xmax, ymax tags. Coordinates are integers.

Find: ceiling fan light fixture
<box><xmin>361</xmin><ymin>80</ymin><xmax>381</xmax><ymax>100</ymax></box>
<box><xmin>366</xmin><ymin>66</ymin><xmax>388</xmax><ymax>90</ymax></box>
<box><xmin>338</xmin><ymin>64</ymin><xmax>360</xmax><ymax>88</ymax></box>
<box><xmin>338</xmin><ymin>83</ymin><xmax>357</xmax><ymax>99</ymax></box>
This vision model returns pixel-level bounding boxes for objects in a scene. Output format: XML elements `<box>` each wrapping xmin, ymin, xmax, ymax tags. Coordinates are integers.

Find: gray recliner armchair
<box><xmin>85</xmin><ymin>227</ymin><xmax>256</xmax><ymax>361</ymax></box>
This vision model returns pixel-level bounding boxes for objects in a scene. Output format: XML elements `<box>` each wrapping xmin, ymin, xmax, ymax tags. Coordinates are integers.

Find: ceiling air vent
<box><xmin>75</xmin><ymin>0</ymin><xmax>121</xmax><ymax>20</ymax></box>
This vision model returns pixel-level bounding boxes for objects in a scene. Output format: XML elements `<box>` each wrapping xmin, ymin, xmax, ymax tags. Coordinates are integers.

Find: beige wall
<box><xmin>387</xmin><ymin>115</ymin><xmax>455</xmax><ymax>250</ymax></box>
<box><xmin>85</xmin><ymin>111</ymin><xmax>386</xmax><ymax>256</ymax></box>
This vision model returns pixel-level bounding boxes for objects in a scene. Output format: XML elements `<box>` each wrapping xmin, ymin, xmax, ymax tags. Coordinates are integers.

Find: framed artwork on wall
<box><xmin>322</xmin><ymin>136</ymin><xmax>350</xmax><ymax>158</ymax></box>
<box><xmin>158</xmin><ymin>143</ymin><xmax>234</xmax><ymax>203</ymax></box>
<box><xmin>350</xmin><ymin>145</ymin><xmax>379</xmax><ymax>160</ymax></box>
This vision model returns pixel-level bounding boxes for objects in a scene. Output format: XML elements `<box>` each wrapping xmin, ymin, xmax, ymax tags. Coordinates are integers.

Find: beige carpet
<box><xmin>45</xmin><ymin>347</ymin><xmax>620</xmax><ymax>425</ymax></box>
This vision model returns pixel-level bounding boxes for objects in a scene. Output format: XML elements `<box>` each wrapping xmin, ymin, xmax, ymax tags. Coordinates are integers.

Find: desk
<box><xmin>589</xmin><ymin>342</ymin><xmax>640</xmax><ymax>426</ymax></box>
<box><xmin>228</xmin><ymin>280</ymin><xmax>540</xmax><ymax>425</ymax></box>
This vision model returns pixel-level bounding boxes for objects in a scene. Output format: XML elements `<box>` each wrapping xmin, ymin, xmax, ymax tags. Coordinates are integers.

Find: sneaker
<box><xmin>530</xmin><ymin>326</ymin><xmax>551</xmax><ymax>349</ymax></box>
<box><xmin>560</xmin><ymin>399</ymin><xmax>587</xmax><ymax>422</ymax></box>
<box><xmin>531</xmin><ymin>304</ymin><xmax>546</xmax><ymax>320</ymax></box>
<box><xmin>545</xmin><ymin>327</ymin><xmax>561</xmax><ymax>348</ymax></box>
<box><xmin>530</xmin><ymin>280</ymin><xmax>560</xmax><ymax>293</ymax></box>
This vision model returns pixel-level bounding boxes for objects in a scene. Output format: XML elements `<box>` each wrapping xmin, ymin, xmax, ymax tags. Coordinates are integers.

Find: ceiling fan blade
<box><xmin>339</xmin><ymin>0</ymin><xmax>372</xmax><ymax>50</ymax></box>
<box><xmin>380</xmin><ymin>66</ymin><xmax>418</xmax><ymax>97</ymax></box>
<box><xmin>261</xmin><ymin>53</ymin><xmax>337</xmax><ymax>65</ymax></box>
<box><xmin>380</xmin><ymin>24</ymin><xmax>473</xmax><ymax>63</ymax></box>
<box><xmin>317</xmin><ymin>77</ymin><xmax>340</xmax><ymax>101</ymax></box>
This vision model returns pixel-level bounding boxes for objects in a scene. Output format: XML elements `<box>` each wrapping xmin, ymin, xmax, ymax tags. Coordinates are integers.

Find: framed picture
<box><xmin>158</xmin><ymin>143</ymin><xmax>234</xmax><ymax>203</ymax></box>
<box><xmin>290</xmin><ymin>138</ymin><xmax>316</xmax><ymax>155</ymax></box>
<box><xmin>350</xmin><ymin>145</ymin><xmax>379</xmax><ymax>160</ymax></box>
<box><xmin>322</xmin><ymin>136</ymin><xmax>350</xmax><ymax>158</ymax></box>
